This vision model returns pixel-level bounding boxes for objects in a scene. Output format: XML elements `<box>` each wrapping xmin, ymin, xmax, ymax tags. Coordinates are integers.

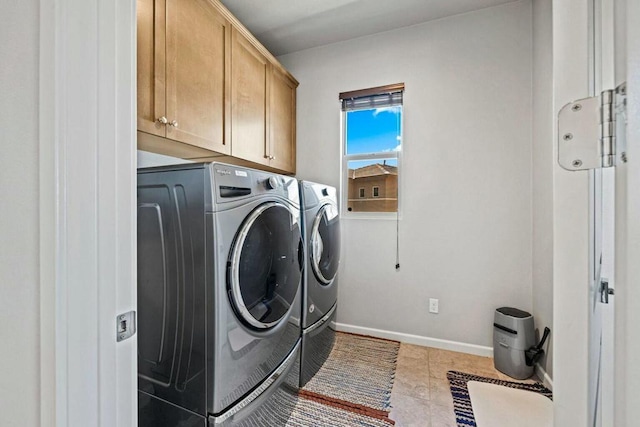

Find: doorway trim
<box><xmin>552</xmin><ymin>0</ymin><xmax>592</xmax><ymax>425</ymax></box>
<box><xmin>39</xmin><ymin>0</ymin><xmax>137</xmax><ymax>425</ymax></box>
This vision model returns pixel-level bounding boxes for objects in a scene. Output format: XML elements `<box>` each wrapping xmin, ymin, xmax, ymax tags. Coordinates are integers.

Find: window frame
<box><xmin>340</xmin><ymin>97</ymin><xmax>403</xmax><ymax>220</ymax></box>
<box><xmin>372</xmin><ymin>186</ymin><xmax>380</xmax><ymax>198</ymax></box>
<box><xmin>358</xmin><ymin>187</ymin><xmax>365</xmax><ymax>198</ymax></box>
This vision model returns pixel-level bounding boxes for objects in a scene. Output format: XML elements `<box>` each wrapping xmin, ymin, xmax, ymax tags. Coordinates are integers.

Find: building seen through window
<box><xmin>348</xmin><ymin>162</ymin><xmax>396</xmax><ymax>211</ymax></box>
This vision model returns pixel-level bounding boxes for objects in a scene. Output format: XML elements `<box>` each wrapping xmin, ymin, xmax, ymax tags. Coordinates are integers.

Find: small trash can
<box><xmin>493</xmin><ymin>307</ymin><xmax>536</xmax><ymax>379</ymax></box>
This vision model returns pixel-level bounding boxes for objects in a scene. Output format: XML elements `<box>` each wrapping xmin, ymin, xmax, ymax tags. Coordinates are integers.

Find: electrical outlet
<box><xmin>429</xmin><ymin>298</ymin><xmax>439</xmax><ymax>314</ymax></box>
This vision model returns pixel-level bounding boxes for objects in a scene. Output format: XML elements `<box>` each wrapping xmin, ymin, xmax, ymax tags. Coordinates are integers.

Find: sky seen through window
<box><xmin>346</xmin><ymin>106</ymin><xmax>401</xmax><ymax>168</ymax></box>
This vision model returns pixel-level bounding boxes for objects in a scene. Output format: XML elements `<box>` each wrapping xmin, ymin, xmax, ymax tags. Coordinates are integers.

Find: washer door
<box><xmin>310</xmin><ymin>203</ymin><xmax>341</xmax><ymax>285</ymax></box>
<box><xmin>229</xmin><ymin>201</ymin><xmax>303</xmax><ymax>330</ymax></box>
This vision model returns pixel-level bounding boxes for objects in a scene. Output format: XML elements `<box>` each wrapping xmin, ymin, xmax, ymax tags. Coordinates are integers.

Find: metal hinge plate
<box><xmin>558</xmin><ymin>82</ymin><xmax>627</xmax><ymax>171</ymax></box>
<box><xmin>116</xmin><ymin>310</ymin><xmax>136</xmax><ymax>342</ymax></box>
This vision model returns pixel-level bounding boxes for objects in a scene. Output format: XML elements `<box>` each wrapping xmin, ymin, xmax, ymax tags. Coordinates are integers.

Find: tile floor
<box><xmin>389</xmin><ymin>344</ymin><xmax>541</xmax><ymax>427</ymax></box>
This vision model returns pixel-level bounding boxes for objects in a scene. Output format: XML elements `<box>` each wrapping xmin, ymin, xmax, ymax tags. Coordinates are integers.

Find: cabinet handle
<box><xmin>156</xmin><ymin>117</ymin><xmax>178</xmax><ymax>128</ymax></box>
<box><xmin>271</xmin><ymin>156</ymin><xmax>276</xmax><ymax>160</ymax></box>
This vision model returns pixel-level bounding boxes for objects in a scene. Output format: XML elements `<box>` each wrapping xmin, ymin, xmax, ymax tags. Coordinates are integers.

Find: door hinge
<box><xmin>116</xmin><ymin>310</ymin><xmax>136</xmax><ymax>342</ymax></box>
<box><xmin>558</xmin><ymin>82</ymin><xmax>627</xmax><ymax>171</ymax></box>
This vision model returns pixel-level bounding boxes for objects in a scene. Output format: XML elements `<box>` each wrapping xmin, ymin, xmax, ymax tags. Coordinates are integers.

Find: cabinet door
<box><xmin>137</xmin><ymin>0</ymin><xmax>166</xmax><ymax>137</ymax></box>
<box><xmin>269</xmin><ymin>67</ymin><xmax>297</xmax><ymax>174</ymax></box>
<box><xmin>230</xmin><ymin>28</ymin><xmax>269</xmax><ymax>165</ymax></box>
<box><xmin>165</xmin><ymin>0</ymin><xmax>230</xmax><ymax>154</ymax></box>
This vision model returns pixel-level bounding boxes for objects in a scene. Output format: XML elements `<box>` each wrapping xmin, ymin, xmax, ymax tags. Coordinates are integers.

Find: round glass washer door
<box><xmin>228</xmin><ymin>201</ymin><xmax>303</xmax><ymax>330</ymax></box>
<box><xmin>310</xmin><ymin>203</ymin><xmax>341</xmax><ymax>285</ymax></box>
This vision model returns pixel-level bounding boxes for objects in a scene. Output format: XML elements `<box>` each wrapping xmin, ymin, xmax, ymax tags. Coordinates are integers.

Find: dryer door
<box><xmin>310</xmin><ymin>203</ymin><xmax>341</xmax><ymax>285</ymax></box>
<box><xmin>229</xmin><ymin>201</ymin><xmax>303</xmax><ymax>329</ymax></box>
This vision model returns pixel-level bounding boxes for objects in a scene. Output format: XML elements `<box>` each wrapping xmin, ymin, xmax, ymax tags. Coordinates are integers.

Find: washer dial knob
<box><xmin>266</xmin><ymin>176</ymin><xmax>279</xmax><ymax>190</ymax></box>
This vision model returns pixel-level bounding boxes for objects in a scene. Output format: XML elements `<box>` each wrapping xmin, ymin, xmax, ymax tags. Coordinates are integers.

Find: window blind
<box><xmin>339</xmin><ymin>83</ymin><xmax>404</xmax><ymax>111</ymax></box>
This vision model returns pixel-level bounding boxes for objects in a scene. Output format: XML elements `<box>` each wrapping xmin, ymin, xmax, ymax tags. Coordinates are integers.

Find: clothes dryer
<box><xmin>137</xmin><ymin>162</ymin><xmax>303</xmax><ymax>426</ymax></box>
<box><xmin>298</xmin><ymin>181</ymin><xmax>341</xmax><ymax>386</ymax></box>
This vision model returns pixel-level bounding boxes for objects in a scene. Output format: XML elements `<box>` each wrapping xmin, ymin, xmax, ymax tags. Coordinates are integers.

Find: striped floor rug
<box><xmin>287</xmin><ymin>395</ymin><xmax>395</xmax><ymax>427</ymax></box>
<box><xmin>447</xmin><ymin>371</ymin><xmax>553</xmax><ymax>427</ymax></box>
<box><xmin>287</xmin><ymin>332</ymin><xmax>400</xmax><ymax>426</ymax></box>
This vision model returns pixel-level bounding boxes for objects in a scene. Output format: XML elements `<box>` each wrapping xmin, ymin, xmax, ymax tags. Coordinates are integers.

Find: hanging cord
<box><xmin>395</xmin><ymin>207</ymin><xmax>400</xmax><ymax>270</ymax></box>
<box><xmin>395</xmin><ymin>106</ymin><xmax>401</xmax><ymax>271</ymax></box>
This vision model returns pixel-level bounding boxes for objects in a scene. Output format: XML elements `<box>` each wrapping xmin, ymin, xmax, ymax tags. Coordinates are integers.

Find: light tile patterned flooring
<box><xmin>389</xmin><ymin>343</ymin><xmax>540</xmax><ymax>427</ymax></box>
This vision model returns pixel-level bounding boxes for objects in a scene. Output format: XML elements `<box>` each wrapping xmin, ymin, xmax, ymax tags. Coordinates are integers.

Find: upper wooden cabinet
<box><xmin>229</xmin><ymin>28</ymin><xmax>298</xmax><ymax>174</ymax></box>
<box><xmin>268</xmin><ymin>66</ymin><xmax>297</xmax><ymax>174</ymax></box>
<box><xmin>137</xmin><ymin>0</ymin><xmax>230</xmax><ymax>155</ymax></box>
<box><xmin>137</xmin><ymin>0</ymin><xmax>298</xmax><ymax>174</ymax></box>
<box><xmin>229</xmin><ymin>28</ymin><xmax>269</xmax><ymax>166</ymax></box>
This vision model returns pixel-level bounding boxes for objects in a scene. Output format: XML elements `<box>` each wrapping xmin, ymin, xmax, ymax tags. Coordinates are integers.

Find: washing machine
<box><xmin>137</xmin><ymin>162</ymin><xmax>303</xmax><ymax>426</ymax></box>
<box><xmin>298</xmin><ymin>181</ymin><xmax>341</xmax><ymax>386</ymax></box>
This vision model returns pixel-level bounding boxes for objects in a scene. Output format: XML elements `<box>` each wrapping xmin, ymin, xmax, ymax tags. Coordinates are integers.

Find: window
<box><xmin>340</xmin><ymin>83</ymin><xmax>403</xmax><ymax>216</ymax></box>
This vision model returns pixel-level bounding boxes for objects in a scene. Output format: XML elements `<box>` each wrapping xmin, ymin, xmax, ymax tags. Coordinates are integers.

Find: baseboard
<box><xmin>334</xmin><ymin>322</ymin><xmax>494</xmax><ymax>357</ymax></box>
<box><xmin>535</xmin><ymin>363</ymin><xmax>553</xmax><ymax>390</ymax></box>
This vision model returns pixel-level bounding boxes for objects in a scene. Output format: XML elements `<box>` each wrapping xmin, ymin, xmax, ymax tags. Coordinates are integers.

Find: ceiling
<box><xmin>219</xmin><ymin>0</ymin><xmax>519</xmax><ymax>56</ymax></box>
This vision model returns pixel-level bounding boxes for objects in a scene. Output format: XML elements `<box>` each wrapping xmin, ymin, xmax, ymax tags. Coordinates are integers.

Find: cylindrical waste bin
<box><xmin>493</xmin><ymin>307</ymin><xmax>536</xmax><ymax>379</ymax></box>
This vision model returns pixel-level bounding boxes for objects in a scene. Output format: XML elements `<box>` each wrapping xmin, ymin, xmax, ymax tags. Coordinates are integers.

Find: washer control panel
<box><xmin>210</xmin><ymin>162</ymin><xmax>299</xmax><ymax>207</ymax></box>
<box><xmin>266</xmin><ymin>176</ymin><xmax>280</xmax><ymax>190</ymax></box>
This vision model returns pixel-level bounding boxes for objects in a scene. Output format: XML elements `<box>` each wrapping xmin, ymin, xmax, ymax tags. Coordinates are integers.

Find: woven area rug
<box><xmin>286</xmin><ymin>395</ymin><xmax>395</xmax><ymax>427</ymax></box>
<box><xmin>287</xmin><ymin>332</ymin><xmax>400</xmax><ymax>426</ymax></box>
<box><xmin>447</xmin><ymin>371</ymin><xmax>553</xmax><ymax>427</ymax></box>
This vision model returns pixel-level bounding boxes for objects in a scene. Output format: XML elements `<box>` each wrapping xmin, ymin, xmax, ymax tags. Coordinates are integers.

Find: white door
<box><xmin>588</xmin><ymin>166</ymin><xmax>605</xmax><ymax>427</ymax></box>
<box><xmin>593</xmin><ymin>0</ymin><xmax>638</xmax><ymax>425</ymax></box>
<box><xmin>588</xmin><ymin>166</ymin><xmax>616</xmax><ymax>427</ymax></box>
<box><xmin>589</xmin><ymin>0</ymin><xmax>626</xmax><ymax>424</ymax></box>
<box><xmin>613</xmin><ymin>0</ymin><xmax>640</xmax><ymax>425</ymax></box>
<box><xmin>589</xmin><ymin>1</ymin><xmax>618</xmax><ymax>424</ymax></box>
<box><xmin>562</xmin><ymin>1</ymin><xmax>622</xmax><ymax>424</ymax></box>
<box><xmin>596</xmin><ymin>4</ymin><xmax>618</xmax><ymax>421</ymax></box>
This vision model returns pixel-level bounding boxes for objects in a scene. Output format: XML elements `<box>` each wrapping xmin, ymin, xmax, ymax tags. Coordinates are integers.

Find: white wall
<box><xmin>0</xmin><ymin>0</ymin><xmax>40</xmax><ymax>425</ymax></box>
<box><xmin>531</xmin><ymin>0</ymin><xmax>554</xmax><ymax>380</ymax></box>
<box><xmin>280</xmin><ymin>0</ymin><xmax>533</xmax><ymax>350</ymax></box>
<box><xmin>137</xmin><ymin>150</ymin><xmax>194</xmax><ymax>168</ymax></box>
